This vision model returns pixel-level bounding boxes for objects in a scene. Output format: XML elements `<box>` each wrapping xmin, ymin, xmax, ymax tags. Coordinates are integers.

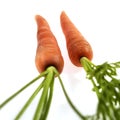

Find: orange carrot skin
<box><xmin>35</xmin><ymin>15</ymin><xmax>64</xmax><ymax>73</ymax></box>
<box><xmin>60</xmin><ymin>11</ymin><xmax>93</xmax><ymax>67</ymax></box>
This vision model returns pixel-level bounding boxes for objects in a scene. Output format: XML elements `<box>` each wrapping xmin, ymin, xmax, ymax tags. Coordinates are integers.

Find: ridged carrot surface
<box><xmin>60</xmin><ymin>11</ymin><xmax>93</xmax><ymax>67</ymax></box>
<box><xmin>35</xmin><ymin>15</ymin><xmax>64</xmax><ymax>73</ymax></box>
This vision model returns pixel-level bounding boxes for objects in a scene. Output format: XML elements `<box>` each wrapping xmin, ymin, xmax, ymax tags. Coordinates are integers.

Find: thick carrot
<box><xmin>35</xmin><ymin>15</ymin><xmax>64</xmax><ymax>73</ymax></box>
<box><xmin>60</xmin><ymin>11</ymin><xmax>93</xmax><ymax>67</ymax></box>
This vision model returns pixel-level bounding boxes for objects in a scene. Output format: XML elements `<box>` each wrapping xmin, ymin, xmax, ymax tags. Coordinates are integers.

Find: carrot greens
<box><xmin>0</xmin><ymin>66</ymin><xmax>59</xmax><ymax>120</ymax></box>
<box><xmin>0</xmin><ymin>66</ymin><xmax>87</xmax><ymax>120</ymax></box>
<box><xmin>80</xmin><ymin>57</ymin><xmax>120</xmax><ymax>120</ymax></box>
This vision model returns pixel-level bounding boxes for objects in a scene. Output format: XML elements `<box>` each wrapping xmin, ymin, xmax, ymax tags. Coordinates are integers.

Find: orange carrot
<box><xmin>60</xmin><ymin>11</ymin><xmax>93</xmax><ymax>67</ymax></box>
<box><xmin>35</xmin><ymin>15</ymin><xmax>64</xmax><ymax>73</ymax></box>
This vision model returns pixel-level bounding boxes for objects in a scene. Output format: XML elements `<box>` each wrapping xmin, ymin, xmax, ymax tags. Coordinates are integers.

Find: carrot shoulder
<box><xmin>35</xmin><ymin>15</ymin><xmax>64</xmax><ymax>73</ymax></box>
<box><xmin>60</xmin><ymin>11</ymin><xmax>93</xmax><ymax>67</ymax></box>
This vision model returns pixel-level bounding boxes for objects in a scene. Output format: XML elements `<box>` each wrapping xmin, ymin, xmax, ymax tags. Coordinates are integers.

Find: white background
<box><xmin>0</xmin><ymin>0</ymin><xmax>120</xmax><ymax>120</ymax></box>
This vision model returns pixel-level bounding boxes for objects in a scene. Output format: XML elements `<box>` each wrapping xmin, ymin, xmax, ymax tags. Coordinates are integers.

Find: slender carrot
<box><xmin>61</xmin><ymin>11</ymin><xmax>120</xmax><ymax>120</ymax></box>
<box><xmin>35</xmin><ymin>15</ymin><xmax>64</xmax><ymax>73</ymax></box>
<box><xmin>60</xmin><ymin>11</ymin><xmax>93</xmax><ymax>67</ymax></box>
<box><xmin>0</xmin><ymin>15</ymin><xmax>64</xmax><ymax>120</ymax></box>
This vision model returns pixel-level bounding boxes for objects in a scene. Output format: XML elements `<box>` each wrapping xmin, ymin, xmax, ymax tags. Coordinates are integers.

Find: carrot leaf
<box><xmin>81</xmin><ymin>57</ymin><xmax>120</xmax><ymax>120</ymax></box>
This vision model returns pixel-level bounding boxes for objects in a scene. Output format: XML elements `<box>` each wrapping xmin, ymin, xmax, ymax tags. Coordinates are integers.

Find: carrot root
<box><xmin>60</xmin><ymin>11</ymin><xmax>93</xmax><ymax>67</ymax></box>
<box><xmin>35</xmin><ymin>15</ymin><xmax>64</xmax><ymax>74</ymax></box>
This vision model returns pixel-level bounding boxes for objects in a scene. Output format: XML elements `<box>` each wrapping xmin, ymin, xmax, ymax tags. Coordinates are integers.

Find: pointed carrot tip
<box><xmin>61</xmin><ymin>11</ymin><xmax>65</xmax><ymax>14</ymax></box>
<box><xmin>35</xmin><ymin>15</ymin><xmax>41</xmax><ymax>22</ymax></box>
<box><xmin>60</xmin><ymin>11</ymin><xmax>69</xmax><ymax>21</ymax></box>
<box><xmin>61</xmin><ymin>11</ymin><xmax>66</xmax><ymax>17</ymax></box>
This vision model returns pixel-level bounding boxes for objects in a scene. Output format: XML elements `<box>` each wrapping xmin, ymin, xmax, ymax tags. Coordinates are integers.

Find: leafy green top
<box><xmin>81</xmin><ymin>57</ymin><xmax>120</xmax><ymax>120</ymax></box>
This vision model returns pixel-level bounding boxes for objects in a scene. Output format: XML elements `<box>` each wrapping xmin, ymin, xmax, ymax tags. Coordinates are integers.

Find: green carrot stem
<box><xmin>14</xmin><ymin>79</ymin><xmax>45</xmax><ymax>120</ymax></box>
<box><xmin>0</xmin><ymin>71</ymin><xmax>48</xmax><ymax>109</ymax></box>
<box><xmin>39</xmin><ymin>79</ymin><xmax>54</xmax><ymax>120</ymax></box>
<box><xmin>33</xmin><ymin>67</ymin><xmax>55</xmax><ymax>120</ymax></box>
<box><xmin>57</xmin><ymin>75</ymin><xmax>86</xmax><ymax>120</ymax></box>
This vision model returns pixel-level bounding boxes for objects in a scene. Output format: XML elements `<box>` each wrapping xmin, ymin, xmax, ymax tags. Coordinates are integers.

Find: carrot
<box><xmin>0</xmin><ymin>15</ymin><xmax>65</xmax><ymax>120</ymax></box>
<box><xmin>35</xmin><ymin>15</ymin><xmax>64</xmax><ymax>73</ymax></box>
<box><xmin>60</xmin><ymin>11</ymin><xmax>93</xmax><ymax>67</ymax></box>
<box><xmin>61</xmin><ymin>11</ymin><xmax>120</xmax><ymax>120</ymax></box>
